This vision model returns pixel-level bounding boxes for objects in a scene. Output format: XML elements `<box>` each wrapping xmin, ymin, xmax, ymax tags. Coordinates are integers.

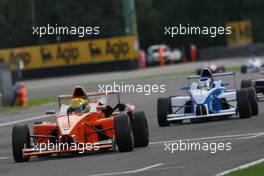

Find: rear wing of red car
<box><xmin>58</xmin><ymin>91</ymin><xmax>120</xmax><ymax>108</ymax></box>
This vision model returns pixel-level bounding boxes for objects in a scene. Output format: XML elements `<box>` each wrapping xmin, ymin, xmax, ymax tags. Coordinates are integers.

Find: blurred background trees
<box><xmin>0</xmin><ymin>0</ymin><xmax>263</xmax><ymax>49</ymax></box>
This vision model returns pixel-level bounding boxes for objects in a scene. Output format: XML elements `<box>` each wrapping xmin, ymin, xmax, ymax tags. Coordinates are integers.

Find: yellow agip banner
<box><xmin>0</xmin><ymin>35</ymin><xmax>138</xmax><ymax>70</ymax></box>
<box><xmin>226</xmin><ymin>20</ymin><xmax>252</xmax><ymax>46</ymax></box>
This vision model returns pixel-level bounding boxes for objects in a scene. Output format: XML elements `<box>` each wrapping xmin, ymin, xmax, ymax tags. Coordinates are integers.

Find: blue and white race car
<box><xmin>157</xmin><ymin>68</ymin><xmax>259</xmax><ymax>126</ymax></box>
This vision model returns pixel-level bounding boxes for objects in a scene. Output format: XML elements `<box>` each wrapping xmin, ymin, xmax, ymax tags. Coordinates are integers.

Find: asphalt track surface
<box><xmin>0</xmin><ymin>60</ymin><xmax>264</xmax><ymax>176</ymax></box>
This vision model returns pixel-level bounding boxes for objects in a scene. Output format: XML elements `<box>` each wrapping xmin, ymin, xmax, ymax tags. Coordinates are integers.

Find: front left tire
<box><xmin>132</xmin><ymin>111</ymin><xmax>149</xmax><ymax>147</ymax></box>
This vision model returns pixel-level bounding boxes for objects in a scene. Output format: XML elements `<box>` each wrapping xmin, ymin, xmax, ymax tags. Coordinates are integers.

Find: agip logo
<box><xmin>105</xmin><ymin>40</ymin><xmax>129</xmax><ymax>60</ymax></box>
<box><xmin>40</xmin><ymin>45</ymin><xmax>79</xmax><ymax>64</ymax></box>
<box><xmin>57</xmin><ymin>45</ymin><xmax>79</xmax><ymax>63</ymax></box>
<box><xmin>88</xmin><ymin>37</ymin><xmax>132</xmax><ymax>61</ymax></box>
<box><xmin>0</xmin><ymin>50</ymin><xmax>32</xmax><ymax>69</ymax></box>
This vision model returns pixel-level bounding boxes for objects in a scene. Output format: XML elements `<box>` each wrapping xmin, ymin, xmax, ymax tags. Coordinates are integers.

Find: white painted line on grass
<box><xmin>215</xmin><ymin>158</ymin><xmax>264</xmax><ymax>176</ymax></box>
<box><xmin>0</xmin><ymin>115</ymin><xmax>51</xmax><ymax>127</ymax></box>
<box><xmin>86</xmin><ymin>163</ymin><xmax>164</xmax><ymax>176</ymax></box>
<box><xmin>149</xmin><ymin>132</ymin><xmax>264</xmax><ymax>145</ymax></box>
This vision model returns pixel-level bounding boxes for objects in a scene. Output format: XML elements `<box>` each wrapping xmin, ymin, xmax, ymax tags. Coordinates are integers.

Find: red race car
<box><xmin>12</xmin><ymin>86</ymin><xmax>149</xmax><ymax>162</ymax></box>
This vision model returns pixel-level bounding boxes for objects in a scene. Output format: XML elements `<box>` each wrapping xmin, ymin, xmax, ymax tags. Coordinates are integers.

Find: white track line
<box><xmin>0</xmin><ymin>156</ymin><xmax>10</xmax><ymax>160</ymax></box>
<box><xmin>149</xmin><ymin>132</ymin><xmax>264</xmax><ymax>145</ymax></box>
<box><xmin>86</xmin><ymin>163</ymin><xmax>164</xmax><ymax>176</ymax></box>
<box><xmin>0</xmin><ymin>115</ymin><xmax>51</xmax><ymax>127</ymax></box>
<box><xmin>215</xmin><ymin>158</ymin><xmax>264</xmax><ymax>176</ymax></box>
<box><xmin>237</xmin><ymin>132</ymin><xmax>264</xmax><ymax>140</ymax></box>
<box><xmin>148</xmin><ymin>165</ymin><xmax>184</xmax><ymax>171</ymax></box>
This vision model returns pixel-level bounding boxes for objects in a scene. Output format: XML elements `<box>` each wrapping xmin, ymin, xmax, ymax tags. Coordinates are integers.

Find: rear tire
<box><xmin>157</xmin><ymin>97</ymin><xmax>170</xmax><ymax>127</ymax></box>
<box><xmin>196</xmin><ymin>69</ymin><xmax>202</xmax><ymax>75</ymax></box>
<box><xmin>12</xmin><ymin>124</ymin><xmax>31</xmax><ymax>162</ymax></box>
<box><xmin>241</xmin><ymin>66</ymin><xmax>247</xmax><ymax>74</ymax></box>
<box><xmin>246</xmin><ymin>88</ymin><xmax>259</xmax><ymax>116</ymax></box>
<box><xmin>219</xmin><ymin>66</ymin><xmax>226</xmax><ymax>73</ymax></box>
<box><xmin>236</xmin><ymin>89</ymin><xmax>252</xmax><ymax>119</ymax></box>
<box><xmin>241</xmin><ymin>79</ymin><xmax>252</xmax><ymax>89</ymax></box>
<box><xmin>114</xmin><ymin>114</ymin><xmax>134</xmax><ymax>152</ymax></box>
<box><xmin>132</xmin><ymin>111</ymin><xmax>149</xmax><ymax>147</ymax></box>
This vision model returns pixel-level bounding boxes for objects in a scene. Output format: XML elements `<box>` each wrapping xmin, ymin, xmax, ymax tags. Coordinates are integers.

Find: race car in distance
<box><xmin>12</xmin><ymin>86</ymin><xmax>149</xmax><ymax>162</ymax></box>
<box><xmin>157</xmin><ymin>68</ymin><xmax>259</xmax><ymax>126</ymax></box>
<box><xmin>146</xmin><ymin>44</ymin><xmax>172</xmax><ymax>66</ymax></box>
<box><xmin>240</xmin><ymin>57</ymin><xmax>264</xmax><ymax>74</ymax></box>
<box><xmin>196</xmin><ymin>63</ymin><xmax>225</xmax><ymax>75</ymax></box>
<box><xmin>241</xmin><ymin>71</ymin><xmax>264</xmax><ymax>101</ymax></box>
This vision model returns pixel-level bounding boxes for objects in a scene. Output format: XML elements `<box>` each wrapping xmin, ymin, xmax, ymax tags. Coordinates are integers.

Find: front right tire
<box><xmin>12</xmin><ymin>124</ymin><xmax>31</xmax><ymax>162</ymax></box>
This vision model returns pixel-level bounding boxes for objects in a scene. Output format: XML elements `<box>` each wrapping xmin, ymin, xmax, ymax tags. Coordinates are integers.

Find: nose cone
<box><xmin>191</xmin><ymin>90</ymin><xmax>209</xmax><ymax>104</ymax></box>
<box><xmin>57</xmin><ymin>114</ymin><xmax>80</xmax><ymax>135</ymax></box>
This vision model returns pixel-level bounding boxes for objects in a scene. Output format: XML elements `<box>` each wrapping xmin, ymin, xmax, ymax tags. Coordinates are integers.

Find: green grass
<box><xmin>226</xmin><ymin>66</ymin><xmax>240</xmax><ymax>72</ymax></box>
<box><xmin>0</xmin><ymin>96</ymin><xmax>57</xmax><ymax>112</ymax></box>
<box><xmin>225</xmin><ymin>162</ymin><xmax>264</xmax><ymax>176</ymax></box>
<box><xmin>0</xmin><ymin>106</ymin><xmax>24</xmax><ymax>112</ymax></box>
<box><xmin>28</xmin><ymin>96</ymin><xmax>57</xmax><ymax>106</ymax></box>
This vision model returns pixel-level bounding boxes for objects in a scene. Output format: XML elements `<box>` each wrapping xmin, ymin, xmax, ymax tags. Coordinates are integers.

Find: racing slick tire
<box><xmin>218</xmin><ymin>66</ymin><xmax>226</xmax><ymax>73</ymax></box>
<box><xmin>12</xmin><ymin>124</ymin><xmax>31</xmax><ymax>162</ymax></box>
<box><xmin>236</xmin><ymin>89</ymin><xmax>252</xmax><ymax>119</ymax></box>
<box><xmin>246</xmin><ymin>87</ymin><xmax>259</xmax><ymax>116</ymax></box>
<box><xmin>196</xmin><ymin>69</ymin><xmax>202</xmax><ymax>75</ymax></box>
<box><xmin>241</xmin><ymin>79</ymin><xmax>253</xmax><ymax>89</ymax></box>
<box><xmin>132</xmin><ymin>111</ymin><xmax>149</xmax><ymax>147</ymax></box>
<box><xmin>157</xmin><ymin>97</ymin><xmax>170</xmax><ymax>127</ymax></box>
<box><xmin>114</xmin><ymin>114</ymin><xmax>134</xmax><ymax>152</ymax></box>
<box><xmin>241</xmin><ymin>66</ymin><xmax>247</xmax><ymax>74</ymax></box>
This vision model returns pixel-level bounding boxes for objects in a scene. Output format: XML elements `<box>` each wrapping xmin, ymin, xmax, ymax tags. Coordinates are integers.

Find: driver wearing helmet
<box><xmin>198</xmin><ymin>78</ymin><xmax>212</xmax><ymax>90</ymax></box>
<box><xmin>69</xmin><ymin>98</ymin><xmax>90</xmax><ymax>113</ymax></box>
